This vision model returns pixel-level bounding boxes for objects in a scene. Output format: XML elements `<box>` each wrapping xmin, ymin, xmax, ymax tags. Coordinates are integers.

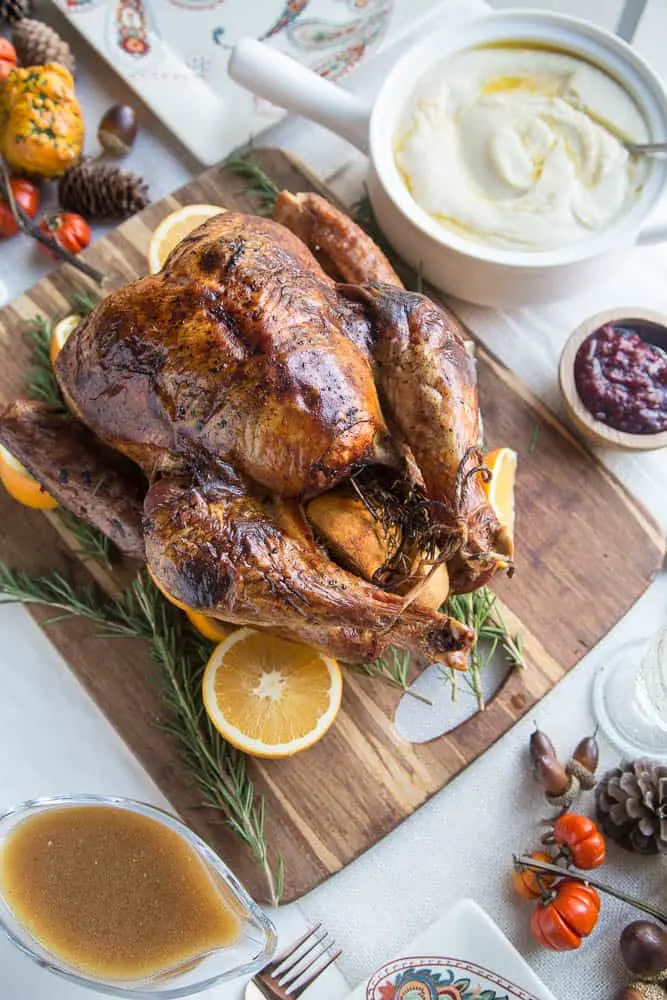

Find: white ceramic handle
<box><xmin>229</xmin><ymin>38</ymin><xmax>371</xmax><ymax>153</ymax></box>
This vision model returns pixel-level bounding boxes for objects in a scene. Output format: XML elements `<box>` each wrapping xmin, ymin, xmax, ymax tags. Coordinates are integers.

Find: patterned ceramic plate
<box><xmin>52</xmin><ymin>0</ymin><xmax>445</xmax><ymax>164</ymax></box>
<box><xmin>366</xmin><ymin>956</ymin><xmax>543</xmax><ymax>1000</ymax></box>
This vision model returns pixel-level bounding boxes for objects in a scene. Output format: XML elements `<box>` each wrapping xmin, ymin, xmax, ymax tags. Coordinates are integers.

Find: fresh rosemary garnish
<box><xmin>347</xmin><ymin>647</ymin><xmax>433</xmax><ymax>705</ymax></box>
<box><xmin>24</xmin><ymin>315</ymin><xmax>65</xmax><ymax>410</ymax></box>
<box><xmin>55</xmin><ymin>509</ymin><xmax>113</xmax><ymax>570</ymax></box>
<box><xmin>349</xmin><ymin>587</ymin><xmax>523</xmax><ymax>711</ymax></box>
<box><xmin>225</xmin><ymin>156</ymin><xmax>280</xmax><ymax>215</ymax></box>
<box><xmin>70</xmin><ymin>290</ymin><xmax>100</xmax><ymax>316</ymax></box>
<box><xmin>441</xmin><ymin>588</ymin><xmax>524</xmax><ymax>710</ymax></box>
<box><xmin>23</xmin><ymin>294</ymin><xmax>96</xmax><ymax>412</ymax></box>
<box><xmin>0</xmin><ymin>564</ymin><xmax>283</xmax><ymax>905</ymax></box>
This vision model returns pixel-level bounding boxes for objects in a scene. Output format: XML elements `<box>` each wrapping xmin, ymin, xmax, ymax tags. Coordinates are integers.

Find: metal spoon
<box><xmin>623</xmin><ymin>139</ymin><xmax>667</xmax><ymax>156</ymax></box>
<box><xmin>566</xmin><ymin>96</ymin><xmax>667</xmax><ymax>156</ymax></box>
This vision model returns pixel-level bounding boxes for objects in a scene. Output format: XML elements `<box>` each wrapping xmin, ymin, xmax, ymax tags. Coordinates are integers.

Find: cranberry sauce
<box><xmin>574</xmin><ymin>321</ymin><xmax>667</xmax><ymax>435</ymax></box>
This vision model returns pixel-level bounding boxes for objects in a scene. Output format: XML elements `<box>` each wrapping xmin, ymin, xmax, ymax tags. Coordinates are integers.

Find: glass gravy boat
<box><xmin>0</xmin><ymin>794</ymin><xmax>277</xmax><ymax>998</ymax></box>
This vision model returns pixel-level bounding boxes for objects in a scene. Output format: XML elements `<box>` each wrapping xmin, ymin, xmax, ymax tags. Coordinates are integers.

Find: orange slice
<box><xmin>185</xmin><ymin>610</ymin><xmax>232</xmax><ymax>643</ymax></box>
<box><xmin>202</xmin><ymin>628</ymin><xmax>342</xmax><ymax>758</ymax></box>
<box><xmin>483</xmin><ymin>447</ymin><xmax>517</xmax><ymax>537</ymax></box>
<box><xmin>0</xmin><ymin>444</ymin><xmax>57</xmax><ymax>510</ymax></box>
<box><xmin>50</xmin><ymin>314</ymin><xmax>81</xmax><ymax>367</ymax></box>
<box><xmin>148</xmin><ymin>204</ymin><xmax>226</xmax><ymax>274</ymax></box>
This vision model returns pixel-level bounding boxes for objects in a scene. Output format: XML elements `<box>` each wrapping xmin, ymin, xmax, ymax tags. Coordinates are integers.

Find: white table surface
<box><xmin>1</xmin><ymin>2</ymin><xmax>667</xmax><ymax>999</ymax></box>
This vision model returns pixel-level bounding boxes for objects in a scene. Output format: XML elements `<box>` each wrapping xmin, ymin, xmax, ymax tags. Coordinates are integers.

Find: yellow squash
<box><xmin>0</xmin><ymin>64</ymin><xmax>84</xmax><ymax>177</ymax></box>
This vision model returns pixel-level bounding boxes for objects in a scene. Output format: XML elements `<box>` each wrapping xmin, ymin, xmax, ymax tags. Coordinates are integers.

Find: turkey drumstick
<box><xmin>143</xmin><ymin>475</ymin><xmax>474</xmax><ymax>668</ymax></box>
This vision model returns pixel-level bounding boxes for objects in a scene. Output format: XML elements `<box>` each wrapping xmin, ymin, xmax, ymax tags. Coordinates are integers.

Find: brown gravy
<box><xmin>0</xmin><ymin>805</ymin><xmax>240</xmax><ymax>979</ymax></box>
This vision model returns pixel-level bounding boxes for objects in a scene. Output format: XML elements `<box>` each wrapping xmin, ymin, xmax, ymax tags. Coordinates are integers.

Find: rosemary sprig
<box><xmin>0</xmin><ymin>564</ymin><xmax>283</xmax><ymax>905</ymax></box>
<box><xmin>70</xmin><ymin>290</ymin><xmax>100</xmax><ymax>316</ymax></box>
<box><xmin>347</xmin><ymin>646</ymin><xmax>433</xmax><ymax>705</ymax></box>
<box><xmin>23</xmin><ymin>295</ymin><xmax>98</xmax><ymax>413</ymax></box>
<box><xmin>0</xmin><ymin>563</ymin><xmax>133</xmax><ymax>630</ymax></box>
<box><xmin>55</xmin><ymin>509</ymin><xmax>113</xmax><ymax>570</ymax></box>
<box><xmin>24</xmin><ymin>316</ymin><xmax>65</xmax><ymax>409</ymax></box>
<box><xmin>225</xmin><ymin>156</ymin><xmax>280</xmax><ymax>215</ymax></box>
<box><xmin>441</xmin><ymin>587</ymin><xmax>524</xmax><ymax>710</ymax></box>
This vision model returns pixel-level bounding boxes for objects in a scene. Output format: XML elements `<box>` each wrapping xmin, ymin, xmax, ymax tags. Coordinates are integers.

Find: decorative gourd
<box><xmin>0</xmin><ymin>63</ymin><xmax>84</xmax><ymax>178</ymax></box>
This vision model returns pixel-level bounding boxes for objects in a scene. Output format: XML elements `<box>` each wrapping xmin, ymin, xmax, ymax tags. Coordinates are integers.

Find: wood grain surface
<box><xmin>0</xmin><ymin>149</ymin><xmax>663</xmax><ymax>904</ymax></box>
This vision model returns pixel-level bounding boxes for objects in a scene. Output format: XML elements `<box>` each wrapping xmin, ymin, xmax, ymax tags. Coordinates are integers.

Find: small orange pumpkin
<box><xmin>551</xmin><ymin>813</ymin><xmax>606</xmax><ymax>870</ymax></box>
<box><xmin>0</xmin><ymin>64</ymin><xmax>84</xmax><ymax>177</ymax></box>
<box><xmin>511</xmin><ymin>851</ymin><xmax>557</xmax><ymax>900</ymax></box>
<box><xmin>531</xmin><ymin>880</ymin><xmax>600</xmax><ymax>951</ymax></box>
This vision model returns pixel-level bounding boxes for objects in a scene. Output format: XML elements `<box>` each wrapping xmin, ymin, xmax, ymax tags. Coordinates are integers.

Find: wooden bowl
<box><xmin>559</xmin><ymin>307</ymin><xmax>667</xmax><ymax>451</ymax></box>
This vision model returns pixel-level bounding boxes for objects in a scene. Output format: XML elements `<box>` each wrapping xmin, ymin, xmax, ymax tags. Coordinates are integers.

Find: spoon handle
<box><xmin>514</xmin><ymin>855</ymin><xmax>667</xmax><ymax>925</ymax></box>
<box><xmin>627</xmin><ymin>141</ymin><xmax>667</xmax><ymax>155</ymax></box>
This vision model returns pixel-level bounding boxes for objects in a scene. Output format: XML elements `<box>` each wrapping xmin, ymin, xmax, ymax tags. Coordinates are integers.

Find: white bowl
<box><xmin>230</xmin><ymin>12</ymin><xmax>667</xmax><ymax>307</ymax></box>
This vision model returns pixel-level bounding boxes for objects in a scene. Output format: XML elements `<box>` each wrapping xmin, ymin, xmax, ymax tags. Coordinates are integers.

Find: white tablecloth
<box><xmin>1</xmin><ymin>2</ymin><xmax>666</xmax><ymax>999</ymax></box>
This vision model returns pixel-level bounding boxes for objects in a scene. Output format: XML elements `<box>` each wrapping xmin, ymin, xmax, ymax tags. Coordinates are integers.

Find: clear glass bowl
<box><xmin>0</xmin><ymin>794</ymin><xmax>277</xmax><ymax>998</ymax></box>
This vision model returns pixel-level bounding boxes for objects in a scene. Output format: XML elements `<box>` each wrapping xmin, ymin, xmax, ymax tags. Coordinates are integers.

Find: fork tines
<box><xmin>260</xmin><ymin>923</ymin><xmax>342</xmax><ymax>997</ymax></box>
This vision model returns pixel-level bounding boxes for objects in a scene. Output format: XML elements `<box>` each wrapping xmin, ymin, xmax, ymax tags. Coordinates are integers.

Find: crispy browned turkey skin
<box><xmin>143</xmin><ymin>475</ymin><xmax>474</xmax><ymax>664</ymax></box>
<box><xmin>0</xmin><ymin>400</ymin><xmax>145</xmax><ymax>558</ymax></box>
<box><xmin>0</xmin><ymin>193</ymin><xmax>515</xmax><ymax>668</ymax></box>
<box><xmin>57</xmin><ymin>213</ymin><xmax>389</xmax><ymax>495</ymax></box>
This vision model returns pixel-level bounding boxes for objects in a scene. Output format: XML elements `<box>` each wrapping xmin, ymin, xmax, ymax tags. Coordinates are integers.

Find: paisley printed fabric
<box><xmin>54</xmin><ymin>0</ymin><xmax>408</xmax><ymax>162</ymax></box>
<box><xmin>366</xmin><ymin>958</ymin><xmax>543</xmax><ymax>1000</ymax></box>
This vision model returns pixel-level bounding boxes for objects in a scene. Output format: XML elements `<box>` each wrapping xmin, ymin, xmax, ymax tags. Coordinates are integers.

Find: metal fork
<box><xmin>247</xmin><ymin>923</ymin><xmax>342</xmax><ymax>999</ymax></box>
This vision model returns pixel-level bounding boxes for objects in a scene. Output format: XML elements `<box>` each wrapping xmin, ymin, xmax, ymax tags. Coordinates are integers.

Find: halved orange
<box><xmin>0</xmin><ymin>444</ymin><xmax>57</xmax><ymax>510</ymax></box>
<box><xmin>50</xmin><ymin>313</ymin><xmax>81</xmax><ymax>367</ymax></box>
<box><xmin>185</xmin><ymin>610</ymin><xmax>232</xmax><ymax>643</ymax></box>
<box><xmin>147</xmin><ymin>204</ymin><xmax>226</xmax><ymax>274</ymax></box>
<box><xmin>483</xmin><ymin>446</ymin><xmax>517</xmax><ymax>537</ymax></box>
<box><xmin>202</xmin><ymin>628</ymin><xmax>342</xmax><ymax>758</ymax></box>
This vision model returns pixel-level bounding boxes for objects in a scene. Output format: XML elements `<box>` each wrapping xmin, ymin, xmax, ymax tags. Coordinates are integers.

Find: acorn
<box><xmin>529</xmin><ymin>725</ymin><xmax>557</xmax><ymax>765</ymax></box>
<box><xmin>572</xmin><ymin>731</ymin><xmax>599</xmax><ymax>774</ymax></box>
<box><xmin>567</xmin><ymin>731</ymin><xmax>599</xmax><ymax>790</ymax></box>
<box><xmin>620</xmin><ymin>922</ymin><xmax>667</xmax><ymax>979</ymax></box>
<box><xmin>98</xmin><ymin>105</ymin><xmax>138</xmax><ymax>157</ymax></box>
<box><xmin>534</xmin><ymin>754</ymin><xmax>570</xmax><ymax>796</ymax></box>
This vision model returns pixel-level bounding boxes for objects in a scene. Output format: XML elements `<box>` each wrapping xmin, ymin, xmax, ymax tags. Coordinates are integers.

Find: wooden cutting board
<box><xmin>0</xmin><ymin>149</ymin><xmax>663</xmax><ymax>904</ymax></box>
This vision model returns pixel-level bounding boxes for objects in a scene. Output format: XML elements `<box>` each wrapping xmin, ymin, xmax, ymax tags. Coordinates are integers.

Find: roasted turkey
<box><xmin>0</xmin><ymin>191</ymin><xmax>515</xmax><ymax>668</ymax></box>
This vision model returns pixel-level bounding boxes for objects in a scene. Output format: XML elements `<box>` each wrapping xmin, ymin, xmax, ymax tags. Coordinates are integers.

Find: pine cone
<box><xmin>12</xmin><ymin>18</ymin><xmax>75</xmax><ymax>75</ymax></box>
<box><xmin>58</xmin><ymin>161</ymin><xmax>150</xmax><ymax>221</ymax></box>
<box><xmin>0</xmin><ymin>0</ymin><xmax>32</xmax><ymax>26</ymax></box>
<box><xmin>620</xmin><ymin>985</ymin><xmax>667</xmax><ymax>1000</ymax></box>
<box><xmin>596</xmin><ymin>758</ymin><xmax>667</xmax><ymax>855</ymax></box>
